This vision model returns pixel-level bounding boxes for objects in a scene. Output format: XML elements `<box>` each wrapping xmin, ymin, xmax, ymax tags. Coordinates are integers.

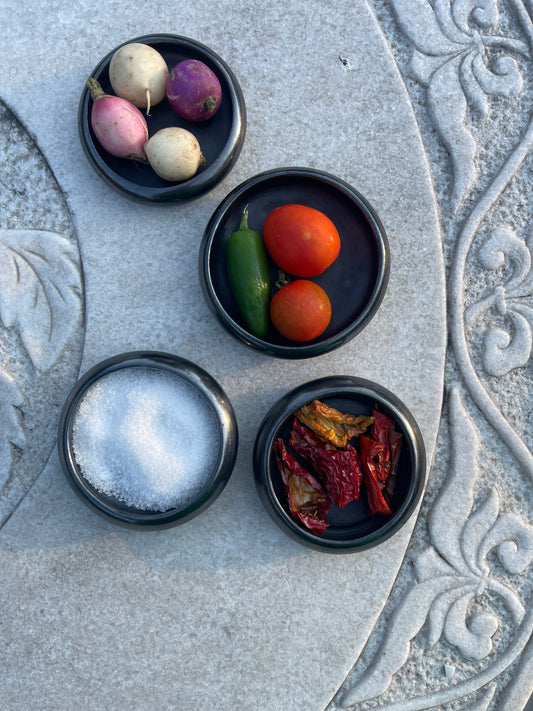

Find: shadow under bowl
<box><xmin>199</xmin><ymin>167</ymin><xmax>389</xmax><ymax>358</ymax></box>
<box><xmin>253</xmin><ymin>376</ymin><xmax>426</xmax><ymax>552</ymax></box>
<box><xmin>78</xmin><ymin>34</ymin><xmax>246</xmax><ymax>203</ymax></box>
<box><xmin>57</xmin><ymin>351</ymin><xmax>238</xmax><ymax>529</ymax></box>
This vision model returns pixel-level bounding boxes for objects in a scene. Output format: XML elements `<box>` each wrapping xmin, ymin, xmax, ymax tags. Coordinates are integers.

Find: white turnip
<box><xmin>166</xmin><ymin>59</ymin><xmax>222</xmax><ymax>122</ymax></box>
<box><xmin>87</xmin><ymin>78</ymin><xmax>148</xmax><ymax>161</ymax></box>
<box><xmin>109</xmin><ymin>43</ymin><xmax>168</xmax><ymax>114</ymax></box>
<box><xmin>144</xmin><ymin>127</ymin><xmax>204</xmax><ymax>182</ymax></box>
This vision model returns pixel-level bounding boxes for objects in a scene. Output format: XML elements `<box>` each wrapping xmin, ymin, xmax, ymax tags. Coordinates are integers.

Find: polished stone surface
<box><xmin>0</xmin><ymin>0</ymin><xmax>531</xmax><ymax>710</ymax></box>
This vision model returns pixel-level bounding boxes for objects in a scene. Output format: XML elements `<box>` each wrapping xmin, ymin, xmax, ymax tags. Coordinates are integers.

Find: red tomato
<box><xmin>270</xmin><ymin>280</ymin><xmax>332</xmax><ymax>342</ymax></box>
<box><xmin>263</xmin><ymin>204</ymin><xmax>340</xmax><ymax>277</ymax></box>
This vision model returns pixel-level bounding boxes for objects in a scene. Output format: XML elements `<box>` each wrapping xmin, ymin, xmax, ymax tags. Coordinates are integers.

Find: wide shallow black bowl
<box><xmin>78</xmin><ymin>34</ymin><xmax>246</xmax><ymax>203</ymax></box>
<box><xmin>199</xmin><ymin>167</ymin><xmax>389</xmax><ymax>358</ymax></box>
<box><xmin>58</xmin><ymin>351</ymin><xmax>238</xmax><ymax>529</ymax></box>
<box><xmin>253</xmin><ymin>376</ymin><xmax>426</xmax><ymax>552</ymax></box>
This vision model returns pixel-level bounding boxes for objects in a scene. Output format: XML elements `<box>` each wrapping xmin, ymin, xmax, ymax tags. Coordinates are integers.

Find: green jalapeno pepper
<box><xmin>226</xmin><ymin>207</ymin><xmax>271</xmax><ymax>338</ymax></box>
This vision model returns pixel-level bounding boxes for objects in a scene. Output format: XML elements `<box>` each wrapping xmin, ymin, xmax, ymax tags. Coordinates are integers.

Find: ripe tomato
<box><xmin>263</xmin><ymin>204</ymin><xmax>340</xmax><ymax>277</ymax></box>
<box><xmin>270</xmin><ymin>280</ymin><xmax>332</xmax><ymax>342</ymax></box>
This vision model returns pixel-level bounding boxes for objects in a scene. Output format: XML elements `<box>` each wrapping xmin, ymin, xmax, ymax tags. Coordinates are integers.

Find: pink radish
<box><xmin>87</xmin><ymin>78</ymin><xmax>148</xmax><ymax>161</ymax></box>
<box><xmin>166</xmin><ymin>59</ymin><xmax>222</xmax><ymax>122</ymax></box>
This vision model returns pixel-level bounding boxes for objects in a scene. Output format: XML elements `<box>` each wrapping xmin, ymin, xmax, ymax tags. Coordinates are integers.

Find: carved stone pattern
<box><xmin>330</xmin><ymin>1</ymin><xmax>533</xmax><ymax>709</ymax></box>
<box><xmin>0</xmin><ymin>101</ymin><xmax>85</xmax><ymax>527</ymax></box>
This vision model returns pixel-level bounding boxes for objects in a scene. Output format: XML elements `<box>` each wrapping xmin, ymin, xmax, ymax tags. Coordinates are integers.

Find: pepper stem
<box><xmin>239</xmin><ymin>205</ymin><xmax>250</xmax><ymax>231</ymax></box>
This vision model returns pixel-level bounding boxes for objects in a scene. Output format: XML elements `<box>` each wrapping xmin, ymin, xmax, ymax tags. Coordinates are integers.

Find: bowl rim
<box><xmin>253</xmin><ymin>375</ymin><xmax>426</xmax><ymax>552</ymax></box>
<box><xmin>57</xmin><ymin>350</ymin><xmax>238</xmax><ymax>529</ymax></box>
<box><xmin>199</xmin><ymin>166</ymin><xmax>390</xmax><ymax>358</ymax></box>
<box><xmin>78</xmin><ymin>33</ymin><xmax>247</xmax><ymax>204</ymax></box>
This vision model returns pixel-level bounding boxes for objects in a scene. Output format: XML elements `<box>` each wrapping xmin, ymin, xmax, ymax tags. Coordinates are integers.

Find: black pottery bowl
<box><xmin>253</xmin><ymin>376</ymin><xmax>425</xmax><ymax>552</ymax></box>
<box><xmin>199</xmin><ymin>168</ymin><xmax>389</xmax><ymax>358</ymax></box>
<box><xmin>58</xmin><ymin>351</ymin><xmax>238</xmax><ymax>529</ymax></box>
<box><xmin>78</xmin><ymin>34</ymin><xmax>246</xmax><ymax>203</ymax></box>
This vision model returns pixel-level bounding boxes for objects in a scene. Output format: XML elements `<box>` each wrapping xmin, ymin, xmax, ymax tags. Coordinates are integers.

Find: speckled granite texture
<box><xmin>0</xmin><ymin>0</ymin><xmax>531</xmax><ymax>709</ymax></box>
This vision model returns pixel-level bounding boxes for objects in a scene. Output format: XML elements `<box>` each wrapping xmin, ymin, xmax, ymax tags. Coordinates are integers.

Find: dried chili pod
<box><xmin>360</xmin><ymin>435</ymin><xmax>393</xmax><ymax>516</ymax></box>
<box><xmin>289</xmin><ymin>418</ymin><xmax>362</xmax><ymax>507</ymax></box>
<box><xmin>383</xmin><ymin>427</ymin><xmax>402</xmax><ymax>501</ymax></box>
<box><xmin>295</xmin><ymin>399</ymin><xmax>374</xmax><ymax>448</ymax></box>
<box><xmin>389</xmin><ymin>429</ymin><xmax>402</xmax><ymax>472</ymax></box>
<box><xmin>273</xmin><ymin>438</ymin><xmax>331</xmax><ymax>535</ymax></box>
<box><xmin>371</xmin><ymin>407</ymin><xmax>403</xmax><ymax>484</ymax></box>
<box><xmin>371</xmin><ymin>409</ymin><xmax>392</xmax><ymax>474</ymax></box>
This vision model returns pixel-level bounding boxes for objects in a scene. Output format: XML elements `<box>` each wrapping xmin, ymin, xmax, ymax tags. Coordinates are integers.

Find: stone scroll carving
<box><xmin>337</xmin><ymin>389</ymin><xmax>533</xmax><ymax>709</ymax></box>
<box><xmin>330</xmin><ymin>0</ymin><xmax>533</xmax><ymax>708</ymax></box>
<box><xmin>389</xmin><ymin>0</ymin><xmax>527</xmax><ymax>211</ymax></box>
<box><xmin>466</xmin><ymin>225</ymin><xmax>533</xmax><ymax>377</ymax></box>
<box><xmin>0</xmin><ymin>101</ymin><xmax>85</xmax><ymax>527</ymax></box>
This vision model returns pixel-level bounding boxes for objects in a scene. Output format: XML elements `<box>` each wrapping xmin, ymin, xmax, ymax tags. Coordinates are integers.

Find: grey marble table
<box><xmin>0</xmin><ymin>0</ymin><xmax>531</xmax><ymax>709</ymax></box>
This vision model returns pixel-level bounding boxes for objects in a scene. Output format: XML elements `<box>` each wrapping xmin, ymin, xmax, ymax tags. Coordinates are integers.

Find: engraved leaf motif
<box><xmin>452</xmin><ymin>0</ymin><xmax>500</xmax><ymax>32</ymax></box>
<box><xmin>340</xmin><ymin>388</ymin><xmax>524</xmax><ymax>707</ymax></box>
<box><xmin>467</xmin><ymin>225</ymin><xmax>533</xmax><ymax>376</ymax></box>
<box><xmin>391</xmin><ymin>0</ymin><xmax>464</xmax><ymax>54</ymax></box>
<box><xmin>461</xmin><ymin>51</ymin><xmax>490</xmax><ymax>117</ymax></box>
<box><xmin>427</xmin><ymin>54</ymin><xmax>477</xmax><ymax>210</ymax></box>
<box><xmin>443</xmin><ymin>591</ymin><xmax>499</xmax><ymax>659</ymax></box>
<box><xmin>483</xmin><ymin>310</ymin><xmax>532</xmax><ymax>375</ymax></box>
<box><xmin>461</xmin><ymin>488</ymin><xmax>499</xmax><ymax>575</ymax></box>
<box><xmin>0</xmin><ymin>229</ymin><xmax>82</xmax><ymax>371</ymax></box>
<box><xmin>427</xmin><ymin>584</ymin><xmax>471</xmax><ymax>647</ymax></box>
<box><xmin>0</xmin><ymin>99</ymin><xmax>85</xmax><ymax>528</ymax></box>
<box><xmin>479</xmin><ymin>512</ymin><xmax>533</xmax><ymax>575</ymax></box>
<box><xmin>429</xmin><ymin>387</ymin><xmax>480</xmax><ymax>574</ymax></box>
<box><xmin>435</xmin><ymin>0</ymin><xmax>472</xmax><ymax>43</ymax></box>
<box><xmin>472</xmin><ymin>53</ymin><xmax>523</xmax><ymax>97</ymax></box>
<box><xmin>391</xmin><ymin>0</ymin><xmax>525</xmax><ymax>212</ymax></box>
<box><xmin>477</xmin><ymin>226</ymin><xmax>530</xmax><ymax>286</ymax></box>
<box><xmin>0</xmin><ymin>369</ymin><xmax>25</xmax><ymax>489</ymax></box>
<box><xmin>340</xmin><ymin>576</ymin><xmax>459</xmax><ymax>706</ymax></box>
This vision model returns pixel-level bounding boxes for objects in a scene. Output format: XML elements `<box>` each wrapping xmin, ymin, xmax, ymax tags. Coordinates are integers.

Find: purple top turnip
<box><xmin>87</xmin><ymin>78</ymin><xmax>148</xmax><ymax>161</ymax></box>
<box><xmin>166</xmin><ymin>59</ymin><xmax>222</xmax><ymax>122</ymax></box>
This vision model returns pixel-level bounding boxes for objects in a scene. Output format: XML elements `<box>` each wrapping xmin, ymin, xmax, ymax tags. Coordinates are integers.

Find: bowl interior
<box><xmin>255</xmin><ymin>377</ymin><xmax>425</xmax><ymax>550</ymax></box>
<box><xmin>59</xmin><ymin>352</ymin><xmax>237</xmax><ymax>528</ymax></box>
<box><xmin>202</xmin><ymin>169</ymin><xmax>389</xmax><ymax>357</ymax></box>
<box><xmin>79</xmin><ymin>34</ymin><xmax>245</xmax><ymax>202</ymax></box>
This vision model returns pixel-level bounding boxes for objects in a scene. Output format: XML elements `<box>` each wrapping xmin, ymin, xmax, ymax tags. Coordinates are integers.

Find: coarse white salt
<box><xmin>71</xmin><ymin>366</ymin><xmax>220</xmax><ymax>511</ymax></box>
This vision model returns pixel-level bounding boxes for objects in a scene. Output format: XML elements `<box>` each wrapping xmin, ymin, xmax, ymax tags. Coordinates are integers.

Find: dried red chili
<box><xmin>288</xmin><ymin>418</ymin><xmax>362</xmax><ymax>508</ymax></box>
<box><xmin>371</xmin><ymin>407</ymin><xmax>402</xmax><ymax>480</ymax></box>
<box><xmin>359</xmin><ymin>435</ymin><xmax>393</xmax><ymax>516</ymax></box>
<box><xmin>384</xmin><ymin>426</ymin><xmax>402</xmax><ymax>502</ymax></box>
<box><xmin>359</xmin><ymin>408</ymin><xmax>403</xmax><ymax>516</ymax></box>
<box><xmin>371</xmin><ymin>409</ymin><xmax>392</xmax><ymax>482</ymax></box>
<box><xmin>294</xmin><ymin>399</ymin><xmax>374</xmax><ymax>448</ymax></box>
<box><xmin>274</xmin><ymin>400</ymin><xmax>403</xmax><ymax>529</ymax></box>
<box><xmin>389</xmin><ymin>429</ymin><xmax>402</xmax><ymax>472</ymax></box>
<box><xmin>273</xmin><ymin>438</ymin><xmax>331</xmax><ymax>535</ymax></box>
